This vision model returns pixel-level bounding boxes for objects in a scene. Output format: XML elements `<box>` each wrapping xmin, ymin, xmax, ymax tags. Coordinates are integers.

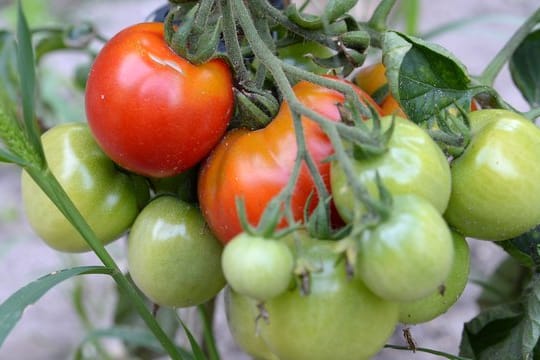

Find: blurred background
<box><xmin>0</xmin><ymin>0</ymin><xmax>538</xmax><ymax>359</ymax></box>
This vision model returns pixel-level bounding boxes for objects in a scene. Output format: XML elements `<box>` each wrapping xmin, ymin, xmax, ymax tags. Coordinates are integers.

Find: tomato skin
<box><xmin>128</xmin><ymin>196</ymin><xmax>225</xmax><ymax>307</ymax></box>
<box><xmin>399</xmin><ymin>231</ymin><xmax>470</xmax><ymax>324</ymax></box>
<box><xmin>198</xmin><ymin>79</ymin><xmax>380</xmax><ymax>243</ymax></box>
<box><xmin>331</xmin><ymin>116</ymin><xmax>451</xmax><ymax>222</ymax></box>
<box><xmin>444</xmin><ymin>109</ymin><xmax>540</xmax><ymax>241</ymax></box>
<box><xmin>357</xmin><ymin>195</ymin><xmax>454</xmax><ymax>302</ymax></box>
<box><xmin>222</xmin><ymin>233</ymin><xmax>294</xmax><ymax>301</ymax></box>
<box><xmin>258</xmin><ymin>235</ymin><xmax>398</xmax><ymax>360</ymax></box>
<box><xmin>354</xmin><ymin>62</ymin><xmax>388</xmax><ymax>103</ymax></box>
<box><xmin>85</xmin><ymin>22</ymin><xmax>233</xmax><ymax>178</ymax></box>
<box><xmin>224</xmin><ymin>287</ymin><xmax>280</xmax><ymax>360</ymax></box>
<box><xmin>21</xmin><ymin>123</ymin><xmax>142</xmax><ymax>253</ymax></box>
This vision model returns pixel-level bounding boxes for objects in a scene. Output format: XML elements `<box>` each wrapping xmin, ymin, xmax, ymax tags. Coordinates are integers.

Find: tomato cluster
<box><xmin>19</xmin><ymin>18</ymin><xmax>540</xmax><ymax>360</ymax></box>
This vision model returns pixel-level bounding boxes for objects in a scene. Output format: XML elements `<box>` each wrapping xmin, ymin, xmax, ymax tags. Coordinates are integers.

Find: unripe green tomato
<box><xmin>222</xmin><ymin>233</ymin><xmax>294</xmax><ymax>301</ymax></box>
<box><xmin>399</xmin><ymin>231</ymin><xmax>470</xmax><ymax>324</ymax></box>
<box><xmin>331</xmin><ymin>116</ymin><xmax>451</xmax><ymax>223</ymax></box>
<box><xmin>259</xmin><ymin>235</ymin><xmax>398</xmax><ymax>360</ymax></box>
<box><xmin>444</xmin><ymin>109</ymin><xmax>540</xmax><ymax>241</ymax></box>
<box><xmin>128</xmin><ymin>196</ymin><xmax>225</xmax><ymax>307</ymax></box>
<box><xmin>21</xmin><ymin>123</ymin><xmax>142</xmax><ymax>252</ymax></box>
<box><xmin>357</xmin><ymin>194</ymin><xmax>454</xmax><ymax>302</ymax></box>
<box><xmin>224</xmin><ymin>287</ymin><xmax>279</xmax><ymax>360</ymax></box>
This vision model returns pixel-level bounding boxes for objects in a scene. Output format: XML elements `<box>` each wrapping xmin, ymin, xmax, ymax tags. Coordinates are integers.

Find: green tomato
<box><xmin>258</xmin><ymin>235</ymin><xmax>398</xmax><ymax>360</ymax></box>
<box><xmin>331</xmin><ymin>116</ymin><xmax>451</xmax><ymax>223</ymax></box>
<box><xmin>399</xmin><ymin>231</ymin><xmax>470</xmax><ymax>324</ymax></box>
<box><xmin>222</xmin><ymin>233</ymin><xmax>294</xmax><ymax>301</ymax></box>
<box><xmin>445</xmin><ymin>109</ymin><xmax>540</xmax><ymax>241</ymax></box>
<box><xmin>224</xmin><ymin>287</ymin><xmax>279</xmax><ymax>360</ymax></box>
<box><xmin>357</xmin><ymin>194</ymin><xmax>454</xmax><ymax>302</ymax></box>
<box><xmin>21</xmin><ymin>123</ymin><xmax>143</xmax><ymax>252</ymax></box>
<box><xmin>128</xmin><ymin>196</ymin><xmax>225</xmax><ymax>307</ymax></box>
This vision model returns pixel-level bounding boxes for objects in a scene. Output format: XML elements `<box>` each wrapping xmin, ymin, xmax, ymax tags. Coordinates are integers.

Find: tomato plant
<box><xmin>444</xmin><ymin>109</ymin><xmax>540</xmax><ymax>241</ymax></box>
<box><xmin>3</xmin><ymin>1</ymin><xmax>540</xmax><ymax>360</ymax></box>
<box><xmin>356</xmin><ymin>194</ymin><xmax>454</xmax><ymax>302</ymax></box>
<box><xmin>127</xmin><ymin>195</ymin><xmax>225</xmax><ymax>308</ymax></box>
<box><xmin>85</xmin><ymin>22</ymin><xmax>234</xmax><ymax>178</ymax></box>
<box><xmin>21</xmin><ymin>123</ymin><xmax>144</xmax><ymax>252</ymax></box>
<box><xmin>198</xmin><ymin>79</ymin><xmax>380</xmax><ymax>244</ymax></box>
<box><xmin>222</xmin><ymin>233</ymin><xmax>294</xmax><ymax>301</ymax></box>
<box><xmin>331</xmin><ymin>115</ymin><xmax>451</xmax><ymax>222</ymax></box>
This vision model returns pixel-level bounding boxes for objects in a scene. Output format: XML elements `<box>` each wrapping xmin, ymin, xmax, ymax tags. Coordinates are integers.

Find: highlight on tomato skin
<box><xmin>84</xmin><ymin>22</ymin><xmax>234</xmax><ymax>178</ymax></box>
<box><xmin>197</xmin><ymin>78</ymin><xmax>382</xmax><ymax>244</ymax></box>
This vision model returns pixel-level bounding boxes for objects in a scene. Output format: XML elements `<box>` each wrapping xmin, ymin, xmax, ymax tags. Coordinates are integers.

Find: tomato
<box><xmin>222</xmin><ymin>233</ymin><xmax>294</xmax><ymax>301</ymax></box>
<box><xmin>444</xmin><ymin>109</ymin><xmax>540</xmax><ymax>241</ymax></box>
<box><xmin>354</xmin><ymin>62</ymin><xmax>388</xmax><ymax>103</ymax></box>
<box><xmin>224</xmin><ymin>287</ymin><xmax>279</xmax><ymax>360</ymax></box>
<box><xmin>399</xmin><ymin>231</ymin><xmax>470</xmax><ymax>324</ymax></box>
<box><xmin>256</xmin><ymin>234</ymin><xmax>398</xmax><ymax>360</ymax></box>
<box><xmin>85</xmin><ymin>22</ymin><xmax>234</xmax><ymax>178</ymax></box>
<box><xmin>356</xmin><ymin>194</ymin><xmax>454</xmax><ymax>302</ymax></box>
<box><xmin>380</xmin><ymin>94</ymin><xmax>407</xmax><ymax>118</ymax></box>
<box><xmin>331</xmin><ymin>116</ymin><xmax>451</xmax><ymax>222</ymax></box>
<box><xmin>198</xmin><ymin>79</ymin><xmax>381</xmax><ymax>243</ymax></box>
<box><xmin>21</xmin><ymin>123</ymin><xmax>143</xmax><ymax>253</ymax></box>
<box><xmin>127</xmin><ymin>196</ymin><xmax>225</xmax><ymax>307</ymax></box>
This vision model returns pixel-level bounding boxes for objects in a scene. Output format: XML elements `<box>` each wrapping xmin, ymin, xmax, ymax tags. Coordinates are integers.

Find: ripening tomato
<box><xmin>444</xmin><ymin>109</ymin><xmax>540</xmax><ymax>241</ymax></box>
<box><xmin>85</xmin><ymin>22</ymin><xmax>233</xmax><ymax>178</ymax></box>
<box><xmin>354</xmin><ymin>62</ymin><xmax>389</xmax><ymax>103</ymax></box>
<box><xmin>21</xmin><ymin>123</ymin><xmax>144</xmax><ymax>253</ymax></box>
<box><xmin>198</xmin><ymin>79</ymin><xmax>381</xmax><ymax>243</ymax></box>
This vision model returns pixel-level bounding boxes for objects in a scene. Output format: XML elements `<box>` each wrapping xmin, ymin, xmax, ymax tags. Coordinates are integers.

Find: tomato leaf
<box><xmin>459</xmin><ymin>274</ymin><xmax>540</xmax><ymax>359</ymax></box>
<box><xmin>15</xmin><ymin>3</ymin><xmax>43</xmax><ymax>161</ymax></box>
<box><xmin>0</xmin><ymin>31</ymin><xmax>19</xmax><ymax>101</ymax></box>
<box><xmin>382</xmin><ymin>31</ymin><xmax>488</xmax><ymax>124</ymax></box>
<box><xmin>509</xmin><ymin>29</ymin><xmax>540</xmax><ymax>108</ymax></box>
<box><xmin>176</xmin><ymin>313</ymin><xmax>208</xmax><ymax>360</ymax></box>
<box><xmin>499</xmin><ymin>224</ymin><xmax>540</xmax><ymax>268</ymax></box>
<box><xmin>73</xmin><ymin>326</ymin><xmax>195</xmax><ymax>360</ymax></box>
<box><xmin>0</xmin><ymin>266</ymin><xmax>114</xmax><ymax>347</ymax></box>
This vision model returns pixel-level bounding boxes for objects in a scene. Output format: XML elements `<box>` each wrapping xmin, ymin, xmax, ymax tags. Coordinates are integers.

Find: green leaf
<box><xmin>0</xmin><ymin>30</ymin><xmax>19</xmax><ymax>101</ymax></box>
<box><xmin>0</xmin><ymin>266</ymin><xmax>114</xmax><ymax>347</ymax></box>
<box><xmin>0</xmin><ymin>147</ymin><xmax>25</xmax><ymax>164</ymax></box>
<box><xmin>499</xmin><ymin>224</ymin><xmax>540</xmax><ymax>268</ymax></box>
<box><xmin>509</xmin><ymin>29</ymin><xmax>540</xmax><ymax>108</ymax></box>
<box><xmin>15</xmin><ymin>2</ymin><xmax>43</xmax><ymax>160</ymax></box>
<box><xmin>35</xmin><ymin>33</ymin><xmax>67</xmax><ymax>63</ymax></box>
<box><xmin>176</xmin><ymin>313</ymin><xmax>207</xmax><ymax>360</ymax></box>
<box><xmin>382</xmin><ymin>31</ymin><xmax>487</xmax><ymax>124</ymax></box>
<box><xmin>74</xmin><ymin>326</ymin><xmax>195</xmax><ymax>360</ymax></box>
<box><xmin>460</xmin><ymin>274</ymin><xmax>540</xmax><ymax>360</ymax></box>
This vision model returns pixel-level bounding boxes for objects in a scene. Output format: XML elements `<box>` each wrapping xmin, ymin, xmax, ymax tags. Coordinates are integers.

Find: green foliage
<box><xmin>510</xmin><ymin>29</ymin><xmax>540</xmax><ymax>108</ymax></box>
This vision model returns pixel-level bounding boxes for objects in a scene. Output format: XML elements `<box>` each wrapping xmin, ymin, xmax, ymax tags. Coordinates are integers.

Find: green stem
<box><xmin>384</xmin><ymin>344</ymin><xmax>471</xmax><ymax>360</ymax></box>
<box><xmin>219</xmin><ymin>0</ymin><xmax>250</xmax><ymax>83</ymax></box>
<box><xmin>233</xmin><ymin>0</ymin><xmax>330</xmax><ymax>220</ymax></box>
<box><xmin>24</xmin><ymin>166</ymin><xmax>183</xmax><ymax>360</ymax></box>
<box><xmin>198</xmin><ymin>298</ymin><xmax>220</xmax><ymax>360</ymax></box>
<box><xmin>525</xmin><ymin>107</ymin><xmax>540</xmax><ymax>121</ymax></box>
<box><xmin>233</xmin><ymin>0</ymin><xmax>388</xmax><ymax>221</ymax></box>
<box><xmin>368</xmin><ymin>0</ymin><xmax>398</xmax><ymax>31</ymax></box>
<box><xmin>479</xmin><ymin>7</ymin><xmax>540</xmax><ymax>86</ymax></box>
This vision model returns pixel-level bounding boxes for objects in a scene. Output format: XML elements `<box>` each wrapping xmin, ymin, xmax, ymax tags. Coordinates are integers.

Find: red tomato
<box><xmin>85</xmin><ymin>22</ymin><xmax>234</xmax><ymax>178</ymax></box>
<box><xmin>198</xmin><ymin>79</ymin><xmax>380</xmax><ymax>243</ymax></box>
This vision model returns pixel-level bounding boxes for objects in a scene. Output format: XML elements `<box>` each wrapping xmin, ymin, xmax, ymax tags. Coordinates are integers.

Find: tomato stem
<box><xmin>367</xmin><ymin>0</ymin><xmax>398</xmax><ymax>32</ymax></box>
<box><xmin>479</xmin><ymin>7</ymin><xmax>540</xmax><ymax>86</ymax></box>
